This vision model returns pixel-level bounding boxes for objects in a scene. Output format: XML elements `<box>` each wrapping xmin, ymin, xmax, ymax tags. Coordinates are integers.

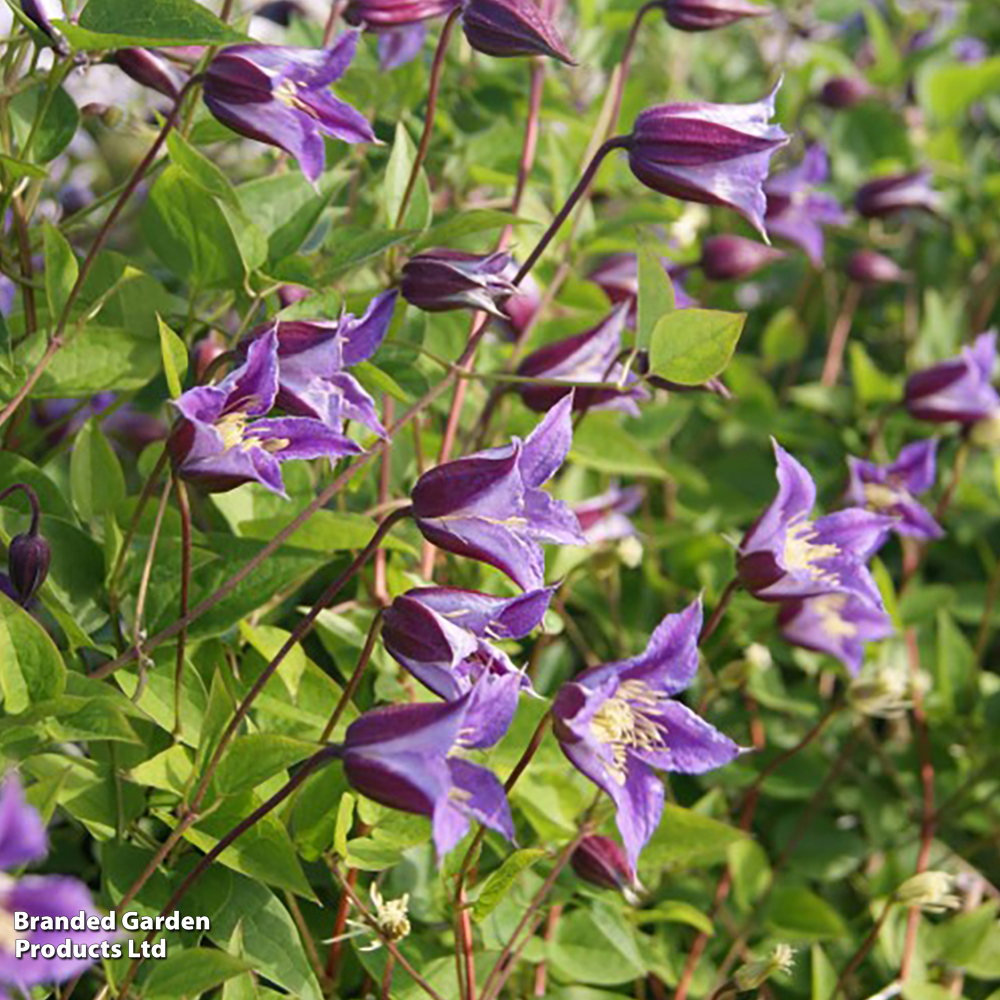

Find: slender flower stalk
<box><xmin>821</xmin><ymin>281</ymin><xmax>861</xmax><ymax>387</ymax></box>
<box><xmin>173</xmin><ymin>478</ymin><xmax>192</xmax><ymax>737</ymax></box>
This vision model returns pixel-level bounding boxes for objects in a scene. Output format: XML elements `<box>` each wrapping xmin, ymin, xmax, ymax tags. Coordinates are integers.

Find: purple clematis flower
<box><xmin>340</xmin><ymin>689</ymin><xmax>515</xmax><ymax>857</ymax></box>
<box><xmin>382</xmin><ymin>585</ymin><xmax>552</xmax><ymax>746</ymax></box>
<box><xmin>377</xmin><ymin>24</ymin><xmax>428</xmax><ymax>69</ymax></box>
<box><xmin>818</xmin><ymin>75</ymin><xmax>874</xmax><ymax>109</ymax></box>
<box><xmin>574</xmin><ymin>485</ymin><xmax>644</xmax><ymax>545</ymax></box>
<box><xmin>904</xmin><ymin>331</ymin><xmax>1000</xmax><ymax>425</ymax></box>
<box><xmin>625</xmin><ymin>84</ymin><xmax>790</xmax><ymax>237</ymax></box>
<box><xmin>552</xmin><ymin>600</ymin><xmax>742</xmax><ymax>869</ymax></box>
<box><xmin>846</xmin><ymin>440</ymin><xmax>943</xmax><ymax>541</ymax></box>
<box><xmin>20</xmin><ymin>0</ymin><xmax>67</xmax><ymax>52</ymax></box>
<box><xmin>846</xmin><ymin>249</ymin><xmax>906</xmax><ymax>286</ymax></box>
<box><xmin>401</xmin><ymin>249</ymin><xmax>517</xmax><ymax>317</ymax></box>
<box><xmin>346</xmin><ymin>0</ymin><xmax>461</xmax><ymax>28</ymax></box>
<box><xmin>461</xmin><ymin>0</ymin><xmax>576</xmax><ymax>63</ymax></box>
<box><xmin>571</xmin><ymin>835</ymin><xmax>643</xmax><ymax>904</ymax></box>
<box><xmin>855</xmin><ymin>171</ymin><xmax>942</xmax><ymax>219</ymax></box>
<box><xmin>700</xmin><ymin>234</ymin><xmax>784</xmax><ymax>281</ymax></box>
<box><xmin>244</xmin><ymin>289</ymin><xmax>396</xmax><ymax>438</ymax></box>
<box><xmin>764</xmin><ymin>145</ymin><xmax>846</xmax><ymax>266</ymax></box>
<box><xmin>515</xmin><ymin>304</ymin><xmax>647</xmax><ymax>416</ymax></box>
<box><xmin>778</xmin><ymin>593</ymin><xmax>894</xmax><ymax>675</ymax></box>
<box><xmin>411</xmin><ymin>394</ymin><xmax>585</xmax><ymax>590</ymax></box>
<box><xmin>589</xmin><ymin>253</ymin><xmax>697</xmax><ymax>318</ymax></box>
<box><xmin>168</xmin><ymin>330</ymin><xmax>360</xmax><ymax>496</ymax></box>
<box><xmin>0</xmin><ymin>774</ymin><xmax>104</xmax><ymax>992</ymax></box>
<box><xmin>737</xmin><ymin>440</ymin><xmax>894</xmax><ymax>604</ymax></box>
<box><xmin>203</xmin><ymin>34</ymin><xmax>375</xmax><ymax>184</ymax></box>
<box><xmin>660</xmin><ymin>0</ymin><xmax>770</xmax><ymax>32</ymax></box>
<box><xmin>112</xmin><ymin>48</ymin><xmax>184</xmax><ymax>100</ymax></box>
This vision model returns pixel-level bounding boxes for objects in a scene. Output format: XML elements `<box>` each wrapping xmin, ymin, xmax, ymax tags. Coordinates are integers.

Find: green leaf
<box><xmin>642</xmin><ymin>804</ymin><xmax>747</xmax><ymax>869</ymax></box>
<box><xmin>42</xmin><ymin>221</ymin><xmax>78</xmax><ymax>319</ymax></box>
<box><xmin>414</xmin><ymin>209</ymin><xmax>529</xmax><ymax>252</ymax></box>
<box><xmin>9</xmin><ymin>84</ymin><xmax>80</xmax><ymax>163</ymax></box>
<box><xmin>353</xmin><ymin>361</ymin><xmax>413</xmax><ymax>405</ymax></box>
<box><xmin>638</xmin><ymin>902</ymin><xmax>714</xmax><ymax>935</ymax></box>
<box><xmin>919</xmin><ymin>56</ymin><xmax>1000</xmax><ymax>122</ymax></box>
<box><xmin>167</xmin><ymin>128</ymin><xmax>239</xmax><ymax>208</ymax></box>
<box><xmin>65</xmin><ymin>0</ymin><xmax>245</xmax><ymax>49</ymax></box>
<box><xmin>0</xmin><ymin>153</ymin><xmax>47</xmax><ymax>180</ymax></box>
<box><xmin>383</xmin><ymin>122</ymin><xmax>431</xmax><ymax>230</ymax></box>
<box><xmin>215</xmin><ymin>735</ymin><xmax>317</xmax><ymax>796</ymax></box>
<box><xmin>850</xmin><ymin>343</ymin><xmax>902</xmax><ymax>405</ymax></box>
<box><xmin>637</xmin><ymin>243</ymin><xmax>675</xmax><ymax>350</ymax></box>
<box><xmin>570</xmin><ymin>412</ymin><xmax>666</xmax><ymax>480</ymax></box>
<box><xmin>320</xmin><ymin>225</ymin><xmax>416</xmax><ymax>280</ymax></box>
<box><xmin>811</xmin><ymin>944</ymin><xmax>837</xmax><ymax>1000</ymax></box>
<box><xmin>334</xmin><ymin>792</ymin><xmax>355</xmax><ymax>858</ymax></box>
<box><xmin>648</xmin><ymin>308</ymin><xmax>745</xmax><ymax>386</ymax></box>
<box><xmin>157</xmin><ymin>314</ymin><xmax>188</xmax><ymax>398</ymax></box>
<box><xmin>0</xmin><ymin>594</ymin><xmax>66</xmax><ymax>713</ymax></box>
<box><xmin>762</xmin><ymin>306</ymin><xmax>807</xmax><ymax>366</ymax></box>
<box><xmin>237</xmin><ymin>510</ymin><xmax>416</xmax><ymax>555</ymax></box>
<box><xmin>144</xmin><ymin>947</ymin><xmax>251</xmax><ymax>999</ymax></box>
<box><xmin>766</xmin><ymin>884</ymin><xmax>847</xmax><ymax>940</ymax></box>
<box><xmin>69</xmin><ymin>419</ymin><xmax>126</xmax><ymax>521</ymax></box>
<box><xmin>473</xmin><ymin>849</ymin><xmax>547</xmax><ymax>922</ymax></box>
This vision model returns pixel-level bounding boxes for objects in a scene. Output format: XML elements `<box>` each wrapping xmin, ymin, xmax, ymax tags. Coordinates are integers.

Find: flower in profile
<box><xmin>896</xmin><ymin>872</ymin><xmax>961</xmax><ymax>913</ymax></box>
<box><xmin>401</xmin><ymin>249</ymin><xmax>517</xmax><ymax>317</ymax></box>
<box><xmin>734</xmin><ymin>945</ymin><xmax>796</xmax><ymax>992</ymax></box>
<box><xmin>699</xmin><ymin>234</ymin><xmax>784</xmax><ymax>282</ymax></box>
<box><xmin>515</xmin><ymin>305</ymin><xmax>646</xmax><ymax>416</ymax></box>
<box><xmin>346</xmin><ymin>0</ymin><xmax>461</xmax><ymax>28</ymax></box>
<box><xmin>8</xmin><ymin>532</ymin><xmax>50</xmax><ymax>606</ymax></box>
<box><xmin>571</xmin><ymin>835</ymin><xmax>644</xmax><ymax>904</ymax></box>
<box><xmin>846</xmin><ymin>440</ymin><xmax>943</xmax><ymax>541</ymax></box>
<box><xmin>625</xmin><ymin>84</ymin><xmax>789</xmax><ymax>236</ymax></box>
<box><xmin>244</xmin><ymin>289</ymin><xmax>397</xmax><ymax>438</ymax></box>
<box><xmin>904</xmin><ymin>331</ymin><xmax>1000</xmax><ymax>425</ymax></box>
<box><xmin>737</xmin><ymin>440</ymin><xmax>894</xmax><ymax>604</ymax></box>
<box><xmin>764</xmin><ymin>145</ymin><xmax>845</xmax><ymax>266</ymax></box>
<box><xmin>574</xmin><ymin>484</ymin><xmax>643</xmax><ymax>545</ymax></box>
<box><xmin>846</xmin><ymin>249</ymin><xmax>906</xmax><ymax>286</ymax></box>
<box><xmin>20</xmin><ymin>0</ymin><xmax>68</xmax><ymax>53</ymax></box>
<box><xmin>377</xmin><ymin>24</ymin><xmax>427</xmax><ymax>69</ymax></box>
<box><xmin>340</xmin><ymin>690</ymin><xmax>514</xmax><ymax>857</ymax></box>
<box><xmin>168</xmin><ymin>330</ymin><xmax>361</xmax><ymax>496</ymax></box>
<box><xmin>500</xmin><ymin>272</ymin><xmax>542</xmax><ymax>338</ymax></box>
<box><xmin>818</xmin><ymin>76</ymin><xmax>874</xmax><ymax>109</ymax></box>
<box><xmin>660</xmin><ymin>0</ymin><xmax>770</xmax><ymax>32</ymax></box>
<box><xmin>778</xmin><ymin>593</ymin><xmax>894</xmax><ymax>675</ymax></box>
<box><xmin>0</xmin><ymin>774</ymin><xmax>104</xmax><ymax>993</ymax></box>
<box><xmin>203</xmin><ymin>34</ymin><xmax>376</xmax><ymax>183</ymax></box>
<box><xmin>552</xmin><ymin>600</ymin><xmax>742</xmax><ymax>868</ymax></box>
<box><xmin>412</xmin><ymin>394</ymin><xmax>584</xmax><ymax>589</ymax></box>
<box><xmin>461</xmin><ymin>0</ymin><xmax>575</xmax><ymax>64</ymax></box>
<box><xmin>855</xmin><ymin>171</ymin><xmax>942</xmax><ymax>219</ymax></box>
<box><xmin>112</xmin><ymin>48</ymin><xmax>184</xmax><ymax>100</ymax></box>
<box><xmin>382</xmin><ymin>585</ymin><xmax>553</xmax><ymax>746</ymax></box>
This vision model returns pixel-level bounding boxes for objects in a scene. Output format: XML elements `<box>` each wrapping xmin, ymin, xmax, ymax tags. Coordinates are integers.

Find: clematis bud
<box><xmin>818</xmin><ymin>76</ymin><xmax>874</xmax><ymax>109</ymax></box>
<box><xmin>661</xmin><ymin>0</ymin><xmax>770</xmax><ymax>32</ymax></box>
<box><xmin>699</xmin><ymin>234</ymin><xmax>783</xmax><ymax>281</ymax></box>
<box><xmin>896</xmin><ymin>872</ymin><xmax>961</xmax><ymax>913</ymax></box>
<box><xmin>846</xmin><ymin>249</ymin><xmax>906</xmax><ymax>286</ymax></box>
<box><xmin>346</xmin><ymin>0</ymin><xmax>461</xmax><ymax>28</ymax></box>
<box><xmin>500</xmin><ymin>272</ymin><xmax>542</xmax><ymax>337</ymax></box>
<box><xmin>401</xmin><ymin>249</ymin><xmax>517</xmax><ymax>317</ymax></box>
<box><xmin>20</xmin><ymin>0</ymin><xmax>68</xmax><ymax>53</ymax></box>
<box><xmin>8</xmin><ymin>533</ymin><xmax>50</xmax><ymax>606</ymax></box>
<box><xmin>571</xmin><ymin>836</ymin><xmax>644</xmax><ymax>904</ymax></box>
<box><xmin>904</xmin><ymin>331</ymin><xmax>999</xmax><ymax>425</ymax></box>
<box><xmin>113</xmin><ymin>48</ymin><xmax>184</xmax><ymax>100</ymax></box>
<box><xmin>855</xmin><ymin>171</ymin><xmax>942</xmax><ymax>219</ymax></box>
<box><xmin>625</xmin><ymin>84</ymin><xmax>789</xmax><ymax>236</ymax></box>
<box><xmin>461</xmin><ymin>0</ymin><xmax>575</xmax><ymax>63</ymax></box>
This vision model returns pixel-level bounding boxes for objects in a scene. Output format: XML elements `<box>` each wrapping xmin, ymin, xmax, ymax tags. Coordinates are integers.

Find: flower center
<box><xmin>863</xmin><ymin>482</ymin><xmax>901</xmax><ymax>510</ymax></box>
<box><xmin>275</xmin><ymin>79</ymin><xmax>317</xmax><ymax>119</ymax></box>
<box><xmin>811</xmin><ymin>594</ymin><xmax>857</xmax><ymax>639</ymax></box>
<box><xmin>215</xmin><ymin>414</ymin><xmax>288</xmax><ymax>455</ymax></box>
<box><xmin>782</xmin><ymin>516</ymin><xmax>840</xmax><ymax>583</ymax></box>
<box><xmin>589</xmin><ymin>680</ymin><xmax>665</xmax><ymax>786</ymax></box>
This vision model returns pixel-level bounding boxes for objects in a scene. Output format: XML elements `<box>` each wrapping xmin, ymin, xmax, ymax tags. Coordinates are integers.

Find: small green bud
<box><xmin>734</xmin><ymin>944</ymin><xmax>796</xmax><ymax>991</ymax></box>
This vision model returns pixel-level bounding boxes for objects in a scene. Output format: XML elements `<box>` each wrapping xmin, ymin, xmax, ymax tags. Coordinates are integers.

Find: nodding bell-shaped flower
<box><xmin>411</xmin><ymin>394</ymin><xmax>585</xmax><ymax>589</ymax></box>
<box><xmin>339</xmin><ymin>687</ymin><xmax>515</xmax><ymax>858</ymax></box>
<box><xmin>625</xmin><ymin>84</ymin><xmax>790</xmax><ymax>237</ymax></box>
<box><xmin>112</xmin><ymin>48</ymin><xmax>185</xmax><ymax>100</ymax></box>
<box><xmin>846</xmin><ymin>440</ymin><xmax>943</xmax><ymax>542</ymax></box>
<box><xmin>203</xmin><ymin>34</ymin><xmax>376</xmax><ymax>184</ymax></box>
<box><xmin>401</xmin><ymin>249</ymin><xmax>517</xmax><ymax>317</ymax></box>
<box><xmin>904</xmin><ymin>331</ymin><xmax>1000</xmax><ymax>425</ymax></box>
<box><xmin>242</xmin><ymin>290</ymin><xmax>397</xmax><ymax>438</ymax></box>
<box><xmin>8</xmin><ymin>533</ymin><xmax>51</xmax><ymax>606</ymax></box>
<box><xmin>855</xmin><ymin>170</ymin><xmax>942</xmax><ymax>219</ymax></box>
<box><xmin>818</xmin><ymin>76</ymin><xmax>874</xmax><ymax>109</ymax></box>
<box><xmin>778</xmin><ymin>593</ymin><xmax>894</xmax><ymax>675</ymax></box>
<box><xmin>382</xmin><ymin>585</ymin><xmax>553</xmax><ymax>746</ymax></box>
<box><xmin>571</xmin><ymin>835</ymin><xmax>644</xmax><ymax>904</ymax></box>
<box><xmin>846</xmin><ymin>249</ymin><xmax>906</xmax><ymax>286</ymax></box>
<box><xmin>515</xmin><ymin>304</ymin><xmax>648</xmax><ymax>416</ymax></box>
<box><xmin>699</xmin><ymin>234</ymin><xmax>784</xmax><ymax>282</ymax></box>
<box><xmin>737</xmin><ymin>440</ymin><xmax>894</xmax><ymax>605</ymax></box>
<box><xmin>552</xmin><ymin>600</ymin><xmax>742</xmax><ymax>869</ymax></box>
<box><xmin>461</xmin><ymin>0</ymin><xmax>575</xmax><ymax>64</ymax></box>
<box><xmin>660</xmin><ymin>0</ymin><xmax>770</xmax><ymax>32</ymax></box>
<box><xmin>168</xmin><ymin>330</ymin><xmax>361</xmax><ymax>496</ymax></box>
<box><xmin>345</xmin><ymin>0</ymin><xmax>461</xmax><ymax>28</ymax></box>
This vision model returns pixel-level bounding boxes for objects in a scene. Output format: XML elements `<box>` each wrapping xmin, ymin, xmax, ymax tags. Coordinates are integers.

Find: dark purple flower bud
<box><xmin>103</xmin><ymin>407</ymin><xmax>168</xmax><ymax>455</ymax></box>
<box><xmin>346</xmin><ymin>0</ymin><xmax>461</xmax><ymax>28</ymax></box>
<box><xmin>661</xmin><ymin>0</ymin><xmax>770</xmax><ymax>32</ymax></box>
<box><xmin>818</xmin><ymin>76</ymin><xmax>874</xmax><ymax>109</ymax></box>
<box><xmin>255</xmin><ymin>1</ymin><xmax>304</xmax><ymax>26</ymax></box>
<box><xmin>516</xmin><ymin>305</ymin><xmax>647</xmax><ymax>415</ymax></box>
<box><xmin>20</xmin><ymin>0</ymin><xmax>67</xmax><ymax>52</ymax></box>
<box><xmin>572</xmin><ymin>835</ymin><xmax>643</xmax><ymax>902</ymax></box>
<box><xmin>626</xmin><ymin>84</ymin><xmax>789</xmax><ymax>236</ymax></box>
<box><xmin>904</xmin><ymin>331</ymin><xmax>1000</xmax><ymax>425</ymax></box>
<box><xmin>737</xmin><ymin>440</ymin><xmax>895</xmax><ymax>604</ymax></box>
<box><xmin>699</xmin><ymin>234</ymin><xmax>784</xmax><ymax>282</ymax></box>
<box><xmin>500</xmin><ymin>272</ymin><xmax>542</xmax><ymax>337</ymax></box>
<box><xmin>112</xmin><ymin>48</ymin><xmax>184</xmax><ymax>100</ymax></box>
<box><xmin>461</xmin><ymin>0</ymin><xmax>575</xmax><ymax>64</ymax></box>
<box><xmin>203</xmin><ymin>35</ymin><xmax>376</xmax><ymax>184</ymax></box>
<box><xmin>846</xmin><ymin>249</ymin><xmax>906</xmax><ymax>286</ymax></box>
<box><xmin>401</xmin><ymin>249</ymin><xmax>517</xmax><ymax>317</ymax></box>
<box><xmin>855</xmin><ymin>171</ymin><xmax>942</xmax><ymax>219</ymax></box>
<box><xmin>8</xmin><ymin>533</ymin><xmax>50</xmax><ymax>606</ymax></box>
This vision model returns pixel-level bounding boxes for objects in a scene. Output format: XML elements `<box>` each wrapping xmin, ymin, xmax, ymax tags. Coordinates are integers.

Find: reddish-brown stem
<box><xmin>935</xmin><ymin>438</ymin><xmax>969</xmax><ymax>522</ymax></box>
<box><xmin>374</xmin><ymin>396</ymin><xmax>394</xmax><ymax>605</ymax></box>
<box><xmin>831</xmin><ymin>898</ymin><xmax>896</xmax><ymax>1000</ymax></box>
<box><xmin>381</xmin><ymin>953</ymin><xmax>396</xmax><ymax>1000</ymax></box>
<box><xmin>173</xmin><ymin>477</ymin><xmax>192</xmax><ymax>737</ymax></box>
<box><xmin>321</xmin><ymin>0</ymin><xmax>347</xmax><ymax>46</ymax></box>
<box><xmin>532</xmin><ymin>903</ymin><xmax>562</xmax><ymax>996</ymax></box>
<box><xmin>0</xmin><ymin>481</ymin><xmax>42</xmax><ymax>535</ymax></box>
<box><xmin>607</xmin><ymin>1</ymin><xmax>659</xmax><ymax>136</ymax></box>
<box><xmin>320</xmin><ymin>612</ymin><xmax>384</xmax><ymax>743</ymax></box>
<box><xmin>458</xmin><ymin>884</ymin><xmax>476</xmax><ymax>1000</ymax></box>
<box><xmin>821</xmin><ymin>282</ymin><xmax>861</xmax><ymax>387</ymax></box>
<box><xmin>325</xmin><ymin>866</ymin><xmax>359</xmax><ymax>986</ymax></box>
<box><xmin>700</xmin><ymin>578</ymin><xmax>741</xmax><ymax>644</ymax></box>
<box><xmin>11</xmin><ymin>198</ymin><xmax>36</xmax><ymax>335</ymax></box>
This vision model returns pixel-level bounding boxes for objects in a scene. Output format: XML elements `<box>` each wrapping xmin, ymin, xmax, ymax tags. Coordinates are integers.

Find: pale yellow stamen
<box><xmin>275</xmin><ymin>79</ymin><xmax>317</xmax><ymax>118</ymax></box>
<box><xmin>782</xmin><ymin>516</ymin><xmax>839</xmax><ymax>583</ymax></box>
<box><xmin>216</xmin><ymin>412</ymin><xmax>248</xmax><ymax>451</ymax></box>
<box><xmin>811</xmin><ymin>594</ymin><xmax>857</xmax><ymax>640</ymax></box>
<box><xmin>863</xmin><ymin>482</ymin><xmax>901</xmax><ymax>510</ymax></box>
<box><xmin>590</xmin><ymin>680</ymin><xmax>666</xmax><ymax>786</ymax></box>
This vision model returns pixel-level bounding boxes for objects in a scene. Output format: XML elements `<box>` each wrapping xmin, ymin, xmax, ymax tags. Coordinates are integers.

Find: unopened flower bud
<box><xmin>571</xmin><ymin>836</ymin><xmax>644</xmax><ymax>905</ymax></box>
<box><xmin>855</xmin><ymin>171</ymin><xmax>942</xmax><ymax>219</ymax></box>
<box><xmin>818</xmin><ymin>76</ymin><xmax>874</xmax><ymax>109</ymax></box>
<box><xmin>700</xmin><ymin>234</ymin><xmax>784</xmax><ymax>281</ymax></box>
<box><xmin>461</xmin><ymin>0</ymin><xmax>575</xmax><ymax>63</ymax></box>
<box><xmin>896</xmin><ymin>872</ymin><xmax>961</xmax><ymax>913</ymax></box>
<box><xmin>20</xmin><ymin>0</ymin><xmax>68</xmax><ymax>53</ymax></box>
<box><xmin>8</xmin><ymin>533</ymin><xmax>51</xmax><ymax>605</ymax></box>
<box><xmin>401</xmin><ymin>249</ymin><xmax>517</xmax><ymax>317</ymax></box>
<box><xmin>734</xmin><ymin>944</ymin><xmax>796</xmax><ymax>991</ymax></box>
<box><xmin>113</xmin><ymin>48</ymin><xmax>184</xmax><ymax>100</ymax></box>
<box><xmin>661</xmin><ymin>0</ymin><xmax>770</xmax><ymax>32</ymax></box>
<box><xmin>846</xmin><ymin>249</ymin><xmax>906</xmax><ymax>286</ymax></box>
<box><xmin>346</xmin><ymin>0</ymin><xmax>460</xmax><ymax>28</ymax></box>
